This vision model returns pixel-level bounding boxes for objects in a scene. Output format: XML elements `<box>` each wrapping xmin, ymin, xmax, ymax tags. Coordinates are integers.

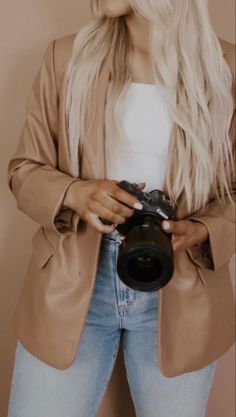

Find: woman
<box><xmin>7</xmin><ymin>1</ymin><xmax>235</xmax><ymax>416</ymax></box>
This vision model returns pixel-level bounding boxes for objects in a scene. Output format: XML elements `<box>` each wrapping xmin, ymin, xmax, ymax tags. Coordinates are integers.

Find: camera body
<box><xmin>115</xmin><ymin>180</ymin><xmax>174</xmax><ymax>234</ymax></box>
<box><xmin>102</xmin><ymin>180</ymin><xmax>176</xmax><ymax>292</ymax></box>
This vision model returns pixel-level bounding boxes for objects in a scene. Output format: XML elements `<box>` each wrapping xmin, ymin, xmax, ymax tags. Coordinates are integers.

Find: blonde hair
<box><xmin>65</xmin><ymin>0</ymin><xmax>235</xmax><ymax>214</ymax></box>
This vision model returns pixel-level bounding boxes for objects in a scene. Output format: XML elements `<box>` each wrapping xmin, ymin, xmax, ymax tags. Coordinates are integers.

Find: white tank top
<box><xmin>106</xmin><ymin>82</ymin><xmax>172</xmax><ymax>192</ymax></box>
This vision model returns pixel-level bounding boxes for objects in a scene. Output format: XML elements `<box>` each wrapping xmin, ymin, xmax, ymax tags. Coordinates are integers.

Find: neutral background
<box><xmin>0</xmin><ymin>1</ymin><xmax>235</xmax><ymax>416</ymax></box>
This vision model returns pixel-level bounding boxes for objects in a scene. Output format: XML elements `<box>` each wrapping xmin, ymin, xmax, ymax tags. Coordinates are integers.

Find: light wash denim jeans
<box><xmin>7</xmin><ymin>229</ymin><xmax>218</xmax><ymax>417</ymax></box>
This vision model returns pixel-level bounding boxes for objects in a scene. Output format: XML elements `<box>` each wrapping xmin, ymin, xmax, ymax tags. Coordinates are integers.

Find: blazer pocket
<box><xmin>32</xmin><ymin>226</ymin><xmax>55</xmax><ymax>268</ymax></box>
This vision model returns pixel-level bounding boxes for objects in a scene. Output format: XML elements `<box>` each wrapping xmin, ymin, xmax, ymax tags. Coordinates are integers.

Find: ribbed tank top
<box><xmin>106</xmin><ymin>82</ymin><xmax>172</xmax><ymax>192</ymax></box>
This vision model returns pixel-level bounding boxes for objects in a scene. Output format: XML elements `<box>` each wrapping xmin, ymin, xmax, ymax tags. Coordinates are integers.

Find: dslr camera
<box><xmin>101</xmin><ymin>180</ymin><xmax>176</xmax><ymax>292</ymax></box>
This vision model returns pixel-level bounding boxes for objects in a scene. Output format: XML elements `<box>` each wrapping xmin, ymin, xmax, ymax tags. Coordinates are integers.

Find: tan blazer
<box><xmin>7</xmin><ymin>32</ymin><xmax>235</xmax><ymax>378</ymax></box>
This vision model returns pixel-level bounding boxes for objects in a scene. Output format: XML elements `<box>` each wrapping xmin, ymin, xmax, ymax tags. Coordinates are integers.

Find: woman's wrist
<box><xmin>192</xmin><ymin>221</ymin><xmax>209</xmax><ymax>245</ymax></box>
<box><xmin>63</xmin><ymin>180</ymin><xmax>84</xmax><ymax>210</ymax></box>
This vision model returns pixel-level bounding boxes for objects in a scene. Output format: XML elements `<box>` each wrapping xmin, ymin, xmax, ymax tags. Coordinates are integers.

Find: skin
<box><xmin>64</xmin><ymin>0</ymin><xmax>209</xmax><ymax>252</ymax></box>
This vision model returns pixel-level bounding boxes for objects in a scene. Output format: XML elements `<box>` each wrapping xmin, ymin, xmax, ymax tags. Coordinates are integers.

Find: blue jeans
<box><xmin>7</xmin><ymin>229</ymin><xmax>217</xmax><ymax>417</ymax></box>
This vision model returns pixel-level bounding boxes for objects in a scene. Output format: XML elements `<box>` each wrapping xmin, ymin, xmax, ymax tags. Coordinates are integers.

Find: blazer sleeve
<box><xmin>6</xmin><ymin>39</ymin><xmax>81</xmax><ymax>236</ymax></box>
<box><xmin>185</xmin><ymin>107</ymin><xmax>236</xmax><ymax>272</ymax></box>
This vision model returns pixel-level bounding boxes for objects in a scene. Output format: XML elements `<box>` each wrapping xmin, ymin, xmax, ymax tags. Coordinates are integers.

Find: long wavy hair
<box><xmin>65</xmin><ymin>0</ymin><xmax>235</xmax><ymax>214</ymax></box>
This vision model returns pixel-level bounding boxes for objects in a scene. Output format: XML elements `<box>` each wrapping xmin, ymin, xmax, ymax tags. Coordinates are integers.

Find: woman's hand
<box><xmin>161</xmin><ymin>219</ymin><xmax>209</xmax><ymax>253</ymax></box>
<box><xmin>63</xmin><ymin>179</ymin><xmax>146</xmax><ymax>234</ymax></box>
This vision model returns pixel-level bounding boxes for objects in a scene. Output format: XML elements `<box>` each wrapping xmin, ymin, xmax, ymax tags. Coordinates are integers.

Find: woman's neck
<box><xmin>125</xmin><ymin>13</ymin><xmax>154</xmax><ymax>84</ymax></box>
<box><xmin>125</xmin><ymin>13</ymin><xmax>150</xmax><ymax>55</ymax></box>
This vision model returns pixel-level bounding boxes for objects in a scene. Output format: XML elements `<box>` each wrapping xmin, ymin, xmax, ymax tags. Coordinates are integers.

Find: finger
<box><xmin>93</xmin><ymin>192</ymin><xmax>134</xmax><ymax>219</ymax></box>
<box><xmin>88</xmin><ymin>200</ymin><xmax>126</xmax><ymax>225</ymax></box>
<box><xmin>162</xmin><ymin>220</ymin><xmax>187</xmax><ymax>235</ymax></box>
<box><xmin>109</xmin><ymin>184</ymin><xmax>143</xmax><ymax>210</ymax></box>
<box><xmin>113</xmin><ymin>180</ymin><xmax>146</xmax><ymax>192</ymax></box>
<box><xmin>85</xmin><ymin>212</ymin><xmax>116</xmax><ymax>234</ymax></box>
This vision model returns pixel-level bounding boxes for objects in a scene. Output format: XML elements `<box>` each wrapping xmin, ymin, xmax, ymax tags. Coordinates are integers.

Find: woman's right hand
<box><xmin>63</xmin><ymin>179</ymin><xmax>146</xmax><ymax>234</ymax></box>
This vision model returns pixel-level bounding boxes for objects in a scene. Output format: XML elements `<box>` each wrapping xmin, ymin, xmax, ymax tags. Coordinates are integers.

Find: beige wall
<box><xmin>0</xmin><ymin>1</ymin><xmax>235</xmax><ymax>416</ymax></box>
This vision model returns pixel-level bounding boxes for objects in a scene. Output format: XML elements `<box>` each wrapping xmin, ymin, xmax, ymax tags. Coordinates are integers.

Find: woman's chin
<box><xmin>103</xmin><ymin>10</ymin><xmax>130</xmax><ymax>17</ymax></box>
<box><xmin>100</xmin><ymin>1</ymin><xmax>132</xmax><ymax>18</ymax></box>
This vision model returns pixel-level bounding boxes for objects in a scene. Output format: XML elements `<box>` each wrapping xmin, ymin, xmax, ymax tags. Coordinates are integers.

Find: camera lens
<box><xmin>116</xmin><ymin>215</ymin><xmax>174</xmax><ymax>292</ymax></box>
<box><xmin>127</xmin><ymin>253</ymin><xmax>163</xmax><ymax>283</ymax></box>
<box><xmin>114</xmin><ymin>181</ymin><xmax>175</xmax><ymax>292</ymax></box>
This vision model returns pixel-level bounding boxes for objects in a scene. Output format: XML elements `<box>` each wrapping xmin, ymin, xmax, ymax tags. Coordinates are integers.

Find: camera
<box><xmin>101</xmin><ymin>180</ymin><xmax>176</xmax><ymax>292</ymax></box>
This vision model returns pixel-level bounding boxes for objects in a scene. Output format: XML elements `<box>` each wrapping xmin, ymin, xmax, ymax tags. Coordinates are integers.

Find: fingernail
<box><xmin>162</xmin><ymin>221</ymin><xmax>170</xmax><ymax>230</ymax></box>
<box><xmin>134</xmin><ymin>202</ymin><xmax>143</xmax><ymax>210</ymax></box>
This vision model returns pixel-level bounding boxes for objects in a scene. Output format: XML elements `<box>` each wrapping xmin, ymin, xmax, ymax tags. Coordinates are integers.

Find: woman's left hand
<box><xmin>161</xmin><ymin>219</ymin><xmax>209</xmax><ymax>253</ymax></box>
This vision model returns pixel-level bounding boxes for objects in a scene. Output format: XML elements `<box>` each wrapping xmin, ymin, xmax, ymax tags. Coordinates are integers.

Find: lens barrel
<box><xmin>116</xmin><ymin>215</ymin><xmax>174</xmax><ymax>292</ymax></box>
